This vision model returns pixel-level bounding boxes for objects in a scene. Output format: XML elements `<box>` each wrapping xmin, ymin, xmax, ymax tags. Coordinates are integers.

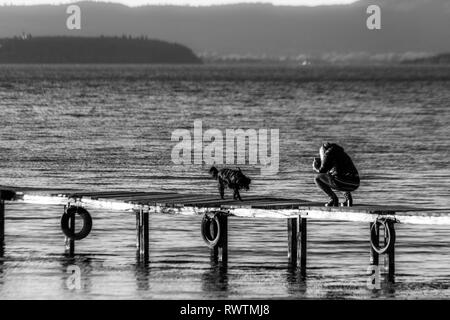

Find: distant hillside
<box><xmin>0</xmin><ymin>0</ymin><xmax>449</xmax><ymax>59</ymax></box>
<box><xmin>403</xmin><ymin>53</ymin><xmax>450</xmax><ymax>65</ymax></box>
<box><xmin>0</xmin><ymin>36</ymin><xmax>202</xmax><ymax>64</ymax></box>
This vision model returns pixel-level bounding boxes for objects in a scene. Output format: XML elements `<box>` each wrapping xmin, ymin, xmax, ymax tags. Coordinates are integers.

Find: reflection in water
<box><xmin>285</xmin><ymin>262</ymin><xmax>397</xmax><ymax>298</ymax></box>
<box><xmin>365</xmin><ymin>270</ymin><xmax>397</xmax><ymax>299</ymax></box>
<box><xmin>382</xmin><ymin>271</ymin><xmax>396</xmax><ymax>297</ymax></box>
<box><xmin>135</xmin><ymin>259</ymin><xmax>150</xmax><ymax>291</ymax></box>
<box><xmin>201</xmin><ymin>252</ymin><xmax>228</xmax><ymax>296</ymax></box>
<box><xmin>0</xmin><ymin>255</ymin><xmax>3</xmax><ymax>286</ymax></box>
<box><xmin>285</xmin><ymin>266</ymin><xmax>307</xmax><ymax>296</ymax></box>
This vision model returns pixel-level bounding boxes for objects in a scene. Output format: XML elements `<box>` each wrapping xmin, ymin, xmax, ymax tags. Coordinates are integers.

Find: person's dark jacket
<box><xmin>315</xmin><ymin>144</ymin><xmax>359</xmax><ymax>178</ymax></box>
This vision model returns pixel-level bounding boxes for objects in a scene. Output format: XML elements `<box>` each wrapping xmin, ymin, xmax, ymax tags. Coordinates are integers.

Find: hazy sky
<box><xmin>0</xmin><ymin>0</ymin><xmax>358</xmax><ymax>6</ymax></box>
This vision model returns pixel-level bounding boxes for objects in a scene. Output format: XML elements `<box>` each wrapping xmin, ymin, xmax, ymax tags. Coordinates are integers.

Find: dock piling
<box><xmin>210</xmin><ymin>213</ymin><xmax>228</xmax><ymax>263</ymax></box>
<box><xmin>143</xmin><ymin>208</ymin><xmax>149</xmax><ymax>261</ymax></box>
<box><xmin>218</xmin><ymin>214</ymin><xmax>228</xmax><ymax>263</ymax></box>
<box><xmin>211</xmin><ymin>244</ymin><xmax>219</xmax><ymax>262</ymax></box>
<box><xmin>203</xmin><ymin>212</ymin><xmax>228</xmax><ymax>263</ymax></box>
<box><xmin>287</xmin><ymin>218</ymin><xmax>298</xmax><ymax>266</ymax></box>
<box><xmin>287</xmin><ymin>217</ymin><xmax>307</xmax><ymax>277</ymax></box>
<box><xmin>64</xmin><ymin>205</ymin><xmax>75</xmax><ymax>256</ymax></box>
<box><xmin>299</xmin><ymin>217</ymin><xmax>307</xmax><ymax>278</ymax></box>
<box><xmin>370</xmin><ymin>219</ymin><xmax>396</xmax><ymax>285</ymax></box>
<box><xmin>0</xmin><ymin>190</ymin><xmax>15</xmax><ymax>257</ymax></box>
<box><xmin>0</xmin><ymin>200</ymin><xmax>4</xmax><ymax>256</ymax></box>
<box><xmin>136</xmin><ymin>208</ymin><xmax>140</xmax><ymax>249</ymax></box>
<box><xmin>370</xmin><ymin>222</ymin><xmax>379</xmax><ymax>266</ymax></box>
<box><xmin>136</xmin><ymin>207</ymin><xmax>149</xmax><ymax>262</ymax></box>
<box><xmin>385</xmin><ymin>220</ymin><xmax>395</xmax><ymax>283</ymax></box>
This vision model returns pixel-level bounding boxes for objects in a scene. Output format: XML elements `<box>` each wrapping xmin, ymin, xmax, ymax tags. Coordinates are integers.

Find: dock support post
<box><xmin>288</xmin><ymin>217</ymin><xmax>307</xmax><ymax>277</ymax></box>
<box><xmin>370</xmin><ymin>220</ymin><xmax>396</xmax><ymax>286</ymax></box>
<box><xmin>299</xmin><ymin>217</ymin><xmax>307</xmax><ymax>278</ymax></box>
<box><xmin>287</xmin><ymin>218</ymin><xmax>298</xmax><ymax>266</ymax></box>
<box><xmin>0</xmin><ymin>199</ymin><xmax>4</xmax><ymax>257</ymax></box>
<box><xmin>219</xmin><ymin>213</ymin><xmax>228</xmax><ymax>263</ymax></box>
<box><xmin>206</xmin><ymin>212</ymin><xmax>228</xmax><ymax>263</ymax></box>
<box><xmin>143</xmin><ymin>208</ymin><xmax>149</xmax><ymax>262</ymax></box>
<box><xmin>369</xmin><ymin>222</ymin><xmax>379</xmax><ymax>266</ymax></box>
<box><xmin>211</xmin><ymin>245</ymin><xmax>219</xmax><ymax>262</ymax></box>
<box><xmin>136</xmin><ymin>207</ymin><xmax>149</xmax><ymax>263</ymax></box>
<box><xmin>64</xmin><ymin>205</ymin><xmax>75</xmax><ymax>256</ymax></box>
<box><xmin>136</xmin><ymin>209</ymin><xmax>140</xmax><ymax>252</ymax></box>
<box><xmin>385</xmin><ymin>220</ymin><xmax>395</xmax><ymax>284</ymax></box>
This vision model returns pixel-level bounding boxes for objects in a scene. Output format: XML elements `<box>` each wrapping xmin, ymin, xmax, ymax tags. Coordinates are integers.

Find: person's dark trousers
<box><xmin>314</xmin><ymin>173</ymin><xmax>359</xmax><ymax>206</ymax></box>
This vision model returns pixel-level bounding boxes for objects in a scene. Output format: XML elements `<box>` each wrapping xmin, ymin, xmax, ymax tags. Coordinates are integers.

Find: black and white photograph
<box><xmin>0</xmin><ymin>0</ymin><xmax>449</xmax><ymax>307</ymax></box>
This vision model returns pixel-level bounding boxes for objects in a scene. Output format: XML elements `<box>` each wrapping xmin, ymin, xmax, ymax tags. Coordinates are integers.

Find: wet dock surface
<box><xmin>1</xmin><ymin>185</ymin><xmax>444</xmax><ymax>213</ymax></box>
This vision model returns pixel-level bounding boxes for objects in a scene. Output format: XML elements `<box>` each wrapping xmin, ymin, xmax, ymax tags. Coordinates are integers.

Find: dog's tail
<box><xmin>209</xmin><ymin>166</ymin><xmax>219</xmax><ymax>179</ymax></box>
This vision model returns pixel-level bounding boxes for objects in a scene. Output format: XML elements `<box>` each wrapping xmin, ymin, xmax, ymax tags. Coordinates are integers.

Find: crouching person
<box><xmin>313</xmin><ymin>143</ymin><xmax>360</xmax><ymax>207</ymax></box>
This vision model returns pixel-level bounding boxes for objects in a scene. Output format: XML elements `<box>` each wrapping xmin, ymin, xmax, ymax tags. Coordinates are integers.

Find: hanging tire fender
<box><xmin>370</xmin><ymin>219</ymin><xmax>396</xmax><ymax>255</ymax></box>
<box><xmin>201</xmin><ymin>213</ymin><xmax>222</xmax><ymax>248</ymax></box>
<box><xmin>61</xmin><ymin>206</ymin><xmax>93</xmax><ymax>241</ymax></box>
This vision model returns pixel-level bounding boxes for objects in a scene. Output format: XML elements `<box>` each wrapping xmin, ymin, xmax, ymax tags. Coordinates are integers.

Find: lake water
<box><xmin>0</xmin><ymin>64</ymin><xmax>449</xmax><ymax>299</ymax></box>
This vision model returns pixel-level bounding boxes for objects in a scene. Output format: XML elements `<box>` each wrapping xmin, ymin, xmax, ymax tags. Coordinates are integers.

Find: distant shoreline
<box><xmin>400</xmin><ymin>53</ymin><xmax>450</xmax><ymax>65</ymax></box>
<box><xmin>0</xmin><ymin>36</ymin><xmax>447</xmax><ymax>66</ymax></box>
<box><xmin>199</xmin><ymin>53</ymin><xmax>450</xmax><ymax>66</ymax></box>
<box><xmin>0</xmin><ymin>61</ymin><xmax>449</xmax><ymax>67</ymax></box>
<box><xmin>0</xmin><ymin>36</ymin><xmax>202</xmax><ymax>64</ymax></box>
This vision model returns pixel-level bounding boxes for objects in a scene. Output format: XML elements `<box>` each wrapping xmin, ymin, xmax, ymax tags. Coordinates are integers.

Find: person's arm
<box><xmin>317</xmin><ymin>149</ymin><xmax>334</xmax><ymax>173</ymax></box>
<box><xmin>312</xmin><ymin>157</ymin><xmax>321</xmax><ymax>173</ymax></box>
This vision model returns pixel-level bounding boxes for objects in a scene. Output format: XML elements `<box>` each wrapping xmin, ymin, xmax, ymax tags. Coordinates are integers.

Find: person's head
<box><xmin>319</xmin><ymin>142</ymin><xmax>332</xmax><ymax>161</ymax></box>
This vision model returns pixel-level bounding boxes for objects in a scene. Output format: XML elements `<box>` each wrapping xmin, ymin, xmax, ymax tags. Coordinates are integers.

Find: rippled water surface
<box><xmin>0</xmin><ymin>64</ymin><xmax>449</xmax><ymax>299</ymax></box>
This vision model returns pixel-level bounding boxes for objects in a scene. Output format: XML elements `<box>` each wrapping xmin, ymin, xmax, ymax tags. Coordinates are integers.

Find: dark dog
<box><xmin>209</xmin><ymin>166</ymin><xmax>251</xmax><ymax>201</ymax></box>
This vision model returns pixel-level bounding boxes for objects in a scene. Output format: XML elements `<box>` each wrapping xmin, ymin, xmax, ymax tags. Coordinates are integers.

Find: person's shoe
<box><xmin>325</xmin><ymin>197</ymin><xmax>339</xmax><ymax>207</ymax></box>
<box><xmin>341</xmin><ymin>192</ymin><xmax>353</xmax><ymax>207</ymax></box>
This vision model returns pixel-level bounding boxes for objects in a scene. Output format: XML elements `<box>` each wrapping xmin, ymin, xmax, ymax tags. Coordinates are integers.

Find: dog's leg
<box><xmin>218</xmin><ymin>179</ymin><xmax>225</xmax><ymax>199</ymax></box>
<box><xmin>234</xmin><ymin>188</ymin><xmax>242</xmax><ymax>201</ymax></box>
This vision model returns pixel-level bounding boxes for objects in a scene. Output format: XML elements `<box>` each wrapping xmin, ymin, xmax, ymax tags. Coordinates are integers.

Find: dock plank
<box><xmin>298</xmin><ymin>204</ymin><xmax>441</xmax><ymax>214</ymax></box>
<box><xmin>171</xmin><ymin>195</ymin><xmax>269</xmax><ymax>205</ymax></box>
<box><xmin>131</xmin><ymin>193</ymin><xmax>214</xmax><ymax>205</ymax></box>
<box><xmin>1</xmin><ymin>186</ymin><xmax>81</xmax><ymax>195</ymax></box>
<box><xmin>92</xmin><ymin>192</ymin><xmax>152</xmax><ymax>200</ymax></box>
<box><xmin>169</xmin><ymin>196</ymin><xmax>284</xmax><ymax>208</ymax></box>
<box><xmin>67</xmin><ymin>191</ymin><xmax>152</xmax><ymax>198</ymax></box>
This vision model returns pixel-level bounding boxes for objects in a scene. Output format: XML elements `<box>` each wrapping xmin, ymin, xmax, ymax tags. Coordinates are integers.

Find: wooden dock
<box><xmin>11</xmin><ymin>187</ymin><xmax>446</xmax><ymax>223</ymax></box>
<box><xmin>1</xmin><ymin>186</ymin><xmax>449</xmax><ymax>285</ymax></box>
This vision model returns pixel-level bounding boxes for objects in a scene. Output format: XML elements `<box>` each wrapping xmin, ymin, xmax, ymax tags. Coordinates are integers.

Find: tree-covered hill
<box><xmin>0</xmin><ymin>36</ymin><xmax>202</xmax><ymax>64</ymax></box>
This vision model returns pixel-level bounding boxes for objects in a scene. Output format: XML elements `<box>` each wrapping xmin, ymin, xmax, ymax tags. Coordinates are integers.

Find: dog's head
<box><xmin>236</xmin><ymin>168</ymin><xmax>251</xmax><ymax>190</ymax></box>
<box><xmin>209</xmin><ymin>166</ymin><xmax>219</xmax><ymax>179</ymax></box>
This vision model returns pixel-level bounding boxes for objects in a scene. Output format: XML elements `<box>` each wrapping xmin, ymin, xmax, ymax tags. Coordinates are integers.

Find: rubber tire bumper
<box><xmin>370</xmin><ymin>220</ymin><xmax>396</xmax><ymax>255</ymax></box>
<box><xmin>201</xmin><ymin>213</ymin><xmax>222</xmax><ymax>248</ymax></box>
<box><xmin>61</xmin><ymin>206</ymin><xmax>93</xmax><ymax>241</ymax></box>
